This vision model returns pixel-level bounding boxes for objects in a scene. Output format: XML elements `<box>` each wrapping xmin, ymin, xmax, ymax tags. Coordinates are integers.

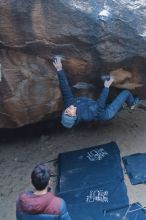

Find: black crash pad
<box><xmin>57</xmin><ymin>142</ymin><xmax>129</xmax><ymax>220</ymax></box>
<box><xmin>57</xmin><ymin>142</ymin><xmax>123</xmax><ymax>193</ymax></box>
<box><xmin>103</xmin><ymin>203</ymin><xmax>146</xmax><ymax>220</ymax></box>
<box><xmin>58</xmin><ymin>180</ymin><xmax>128</xmax><ymax>206</ymax></box>
<box><xmin>123</xmin><ymin>153</ymin><xmax>146</xmax><ymax>185</ymax></box>
<box><xmin>58</xmin><ymin>180</ymin><xmax>129</xmax><ymax>220</ymax></box>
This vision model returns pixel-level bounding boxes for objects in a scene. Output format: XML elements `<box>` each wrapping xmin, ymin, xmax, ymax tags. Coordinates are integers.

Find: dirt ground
<box><xmin>0</xmin><ymin>108</ymin><xmax>146</xmax><ymax>220</ymax></box>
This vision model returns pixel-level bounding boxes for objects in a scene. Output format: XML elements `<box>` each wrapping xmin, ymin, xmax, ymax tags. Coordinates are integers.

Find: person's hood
<box><xmin>18</xmin><ymin>191</ymin><xmax>55</xmax><ymax>214</ymax></box>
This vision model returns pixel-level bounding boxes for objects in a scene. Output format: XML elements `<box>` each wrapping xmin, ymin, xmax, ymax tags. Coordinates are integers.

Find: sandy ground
<box><xmin>0</xmin><ymin>108</ymin><xmax>146</xmax><ymax>220</ymax></box>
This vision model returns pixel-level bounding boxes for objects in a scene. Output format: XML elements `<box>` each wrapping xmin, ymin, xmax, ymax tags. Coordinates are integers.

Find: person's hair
<box><xmin>31</xmin><ymin>164</ymin><xmax>51</xmax><ymax>191</ymax></box>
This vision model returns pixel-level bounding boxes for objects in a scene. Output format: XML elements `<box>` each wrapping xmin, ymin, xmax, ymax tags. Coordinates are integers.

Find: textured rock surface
<box><xmin>0</xmin><ymin>0</ymin><xmax>146</xmax><ymax>127</ymax></box>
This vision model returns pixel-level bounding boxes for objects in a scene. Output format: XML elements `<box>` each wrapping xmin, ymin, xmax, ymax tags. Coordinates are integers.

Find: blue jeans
<box><xmin>97</xmin><ymin>90</ymin><xmax>135</xmax><ymax>120</ymax></box>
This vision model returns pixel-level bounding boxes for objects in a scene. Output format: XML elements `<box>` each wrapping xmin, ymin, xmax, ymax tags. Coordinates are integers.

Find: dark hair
<box><xmin>31</xmin><ymin>164</ymin><xmax>50</xmax><ymax>190</ymax></box>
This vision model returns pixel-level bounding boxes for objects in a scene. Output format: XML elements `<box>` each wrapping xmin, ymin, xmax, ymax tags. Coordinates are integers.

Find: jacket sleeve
<box><xmin>59</xmin><ymin>199</ymin><xmax>71</xmax><ymax>220</ymax></box>
<box><xmin>57</xmin><ymin>70</ymin><xmax>75</xmax><ymax>108</ymax></box>
<box><xmin>96</xmin><ymin>87</ymin><xmax>109</xmax><ymax>111</ymax></box>
<box><xmin>16</xmin><ymin>211</ymin><xmax>23</xmax><ymax>220</ymax></box>
<box><xmin>16</xmin><ymin>199</ymin><xmax>23</xmax><ymax>220</ymax></box>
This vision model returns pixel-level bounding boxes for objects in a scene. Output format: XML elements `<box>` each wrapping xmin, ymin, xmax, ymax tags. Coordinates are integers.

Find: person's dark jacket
<box><xmin>16</xmin><ymin>191</ymin><xmax>71</xmax><ymax>220</ymax></box>
<box><xmin>57</xmin><ymin>70</ymin><xmax>109</xmax><ymax>123</ymax></box>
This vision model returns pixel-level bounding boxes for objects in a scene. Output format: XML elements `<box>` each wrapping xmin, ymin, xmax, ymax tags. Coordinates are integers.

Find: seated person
<box><xmin>16</xmin><ymin>164</ymin><xmax>71</xmax><ymax>220</ymax></box>
<box><xmin>53</xmin><ymin>56</ymin><xmax>139</xmax><ymax>128</ymax></box>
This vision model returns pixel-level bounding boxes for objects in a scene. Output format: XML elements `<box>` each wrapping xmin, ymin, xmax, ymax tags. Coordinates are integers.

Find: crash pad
<box><xmin>123</xmin><ymin>153</ymin><xmax>146</xmax><ymax>185</ymax></box>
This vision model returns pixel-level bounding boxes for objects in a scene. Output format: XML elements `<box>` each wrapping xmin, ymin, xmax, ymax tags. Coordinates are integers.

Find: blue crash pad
<box><xmin>103</xmin><ymin>203</ymin><xmax>146</xmax><ymax>220</ymax></box>
<box><xmin>123</xmin><ymin>153</ymin><xmax>146</xmax><ymax>185</ymax></box>
<box><xmin>57</xmin><ymin>142</ymin><xmax>124</xmax><ymax>193</ymax></box>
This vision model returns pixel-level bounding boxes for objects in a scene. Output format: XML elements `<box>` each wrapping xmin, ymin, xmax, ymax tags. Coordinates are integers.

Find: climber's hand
<box><xmin>53</xmin><ymin>56</ymin><xmax>62</xmax><ymax>71</ymax></box>
<box><xmin>104</xmin><ymin>76</ymin><xmax>114</xmax><ymax>88</ymax></box>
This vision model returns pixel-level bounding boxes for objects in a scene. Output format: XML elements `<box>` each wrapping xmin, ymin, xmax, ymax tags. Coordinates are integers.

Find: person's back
<box><xmin>16</xmin><ymin>164</ymin><xmax>71</xmax><ymax>220</ymax></box>
<box><xmin>74</xmin><ymin>96</ymin><xmax>102</xmax><ymax>122</ymax></box>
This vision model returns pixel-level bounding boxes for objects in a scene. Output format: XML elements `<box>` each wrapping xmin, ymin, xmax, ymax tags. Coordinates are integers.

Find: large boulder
<box><xmin>0</xmin><ymin>0</ymin><xmax>146</xmax><ymax>127</ymax></box>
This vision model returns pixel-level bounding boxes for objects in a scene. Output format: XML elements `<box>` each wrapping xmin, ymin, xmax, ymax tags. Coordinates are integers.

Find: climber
<box><xmin>53</xmin><ymin>56</ymin><xmax>139</xmax><ymax>128</ymax></box>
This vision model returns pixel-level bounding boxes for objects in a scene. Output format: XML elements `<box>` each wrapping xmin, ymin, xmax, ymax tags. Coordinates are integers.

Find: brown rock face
<box><xmin>0</xmin><ymin>50</ymin><xmax>61</xmax><ymax>127</ymax></box>
<box><xmin>0</xmin><ymin>0</ymin><xmax>146</xmax><ymax>127</ymax></box>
